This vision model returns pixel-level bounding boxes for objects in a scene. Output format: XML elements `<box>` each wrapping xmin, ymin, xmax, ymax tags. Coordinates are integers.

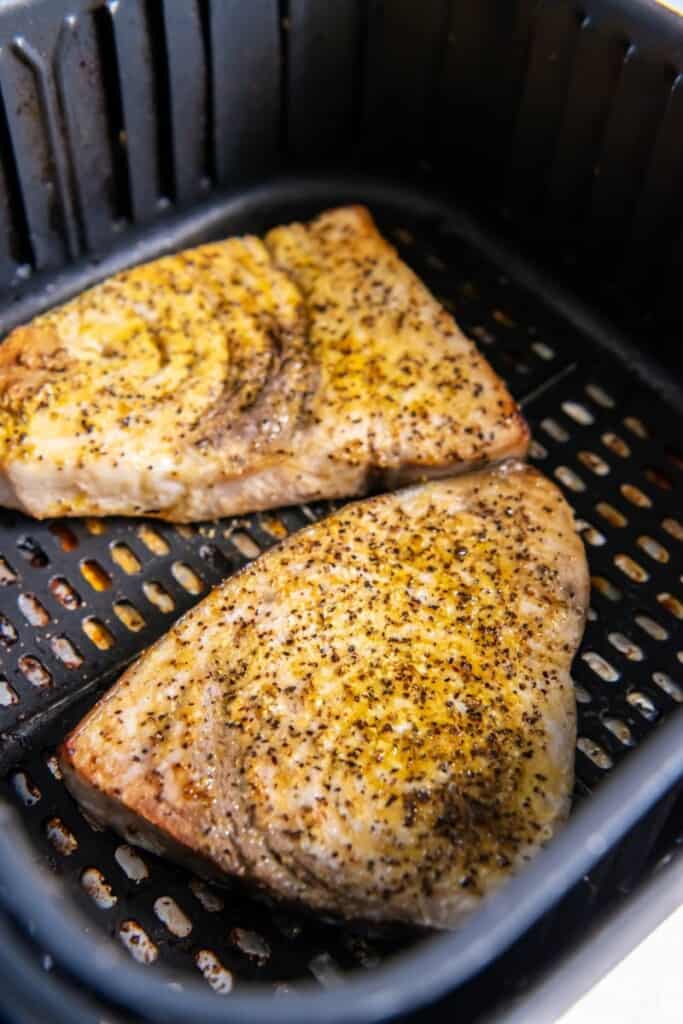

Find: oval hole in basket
<box><xmin>614</xmin><ymin>553</ymin><xmax>649</xmax><ymax>583</ymax></box>
<box><xmin>652</xmin><ymin>672</ymin><xmax>682</xmax><ymax>703</ymax></box>
<box><xmin>114</xmin><ymin>600</ymin><xmax>146</xmax><ymax>632</ymax></box>
<box><xmin>195</xmin><ymin>950</ymin><xmax>233</xmax><ymax>994</ymax></box>
<box><xmin>607</xmin><ymin>632</ymin><xmax>643</xmax><ymax>661</ymax></box>
<box><xmin>562</xmin><ymin>401</ymin><xmax>594</xmax><ymax>425</ymax></box>
<box><xmin>171</xmin><ymin>562</ymin><xmax>203</xmax><ymax>594</ymax></box>
<box><xmin>634</xmin><ymin>614</ymin><xmax>668</xmax><ymax>641</ymax></box>
<box><xmin>17</xmin><ymin>536</ymin><xmax>49</xmax><ymax>567</ymax></box>
<box><xmin>154</xmin><ymin>897</ymin><xmax>193</xmax><ymax>937</ymax></box>
<box><xmin>582</xmin><ymin>651</ymin><xmax>619</xmax><ymax>681</ymax></box>
<box><xmin>576</xmin><ymin>521</ymin><xmax>605</xmax><ymax>546</ymax></box>
<box><xmin>84</xmin><ymin>518</ymin><xmax>107</xmax><ymax>535</ymax></box>
<box><xmin>44</xmin><ymin>754</ymin><xmax>63</xmax><ymax>780</ymax></box>
<box><xmin>45</xmin><ymin>816</ymin><xmax>78</xmax><ymax>855</ymax></box>
<box><xmin>554</xmin><ymin>466</ymin><xmax>585</xmax><ymax>492</ymax></box>
<box><xmin>110</xmin><ymin>543</ymin><xmax>141</xmax><ymax>575</ymax></box>
<box><xmin>259</xmin><ymin>515</ymin><xmax>288</xmax><ymax>540</ymax></box>
<box><xmin>644</xmin><ymin>466</ymin><xmax>673</xmax><ymax>491</ymax></box>
<box><xmin>620</xmin><ymin>484</ymin><xmax>652</xmax><ymax>509</ymax></box>
<box><xmin>17</xmin><ymin>593</ymin><xmax>50</xmax><ymax>626</ymax></box>
<box><xmin>576</xmin><ymin>737</ymin><xmax>613</xmax><ymax>770</ymax></box>
<box><xmin>175</xmin><ymin>524</ymin><xmax>195</xmax><ymax>540</ymax></box>
<box><xmin>189</xmin><ymin>878</ymin><xmax>224</xmax><ymax>912</ymax></box>
<box><xmin>624</xmin><ymin>416</ymin><xmax>649</xmax><ymax>439</ymax></box>
<box><xmin>0</xmin><ymin>556</ymin><xmax>17</xmax><ymax>585</ymax></box>
<box><xmin>82</xmin><ymin>617</ymin><xmax>115</xmax><ymax>650</ymax></box>
<box><xmin>80</xmin><ymin>559</ymin><xmax>112</xmax><ymax>591</ymax></box>
<box><xmin>603</xmin><ymin>718</ymin><xmax>634</xmax><ymax>746</ymax></box>
<box><xmin>541</xmin><ymin>418</ymin><xmax>569</xmax><ymax>442</ymax></box>
<box><xmin>115</xmin><ymin>844</ymin><xmax>149</xmax><ymax>882</ymax></box>
<box><xmin>529</xmin><ymin>439</ymin><xmax>547</xmax><ymax>460</ymax></box>
<box><xmin>595</xmin><ymin>502</ymin><xmax>627</xmax><ymax>528</ymax></box>
<box><xmin>627</xmin><ymin>690</ymin><xmax>658</xmax><ymax>720</ymax></box>
<box><xmin>637</xmin><ymin>535</ymin><xmax>669</xmax><ymax>564</ymax></box>
<box><xmin>137</xmin><ymin>525</ymin><xmax>169</xmax><ymax>556</ymax></box>
<box><xmin>532</xmin><ymin>341</ymin><xmax>554</xmax><ymax>360</ymax></box>
<box><xmin>48</xmin><ymin>523</ymin><xmax>78</xmax><ymax>552</ymax></box>
<box><xmin>50</xmin><ymin>635</ymin><xmax>83</xmax><ymax>668</ymax></box>
<box><xmin>143</xmin><ymin>581</ymin><xmax>175</xmax><ymax>613</ymax></box>
<box><xmin>585</xmin><ymin>384</ymin><xmax>614</xmax><ymax>408</ymax></box>
<box><xmin>49</xmin><ymin>576</ymin><xmax>81</xmax><ymax>610</ymax></box>
<box><xmin>81</xmin><ymin>867</ymin><xmax>117</xmax><ymax>909</ymax></box>
<box><xmin>662</xmin><ymin>517</ymin><xmax>683</xmax><ymax>542</ymax></box>
<box><xmin>11</xmin><ymin>771</ymin><xmax>41</xmax><ymax>805</ymax></box>
<box><xmin>230</xmin><ymin>531</ymin><xmax>261</xmax><ymax>559</ymax></box>
<box><xmin>230</xmin><ymin>928</ymin><xmax>271</xmax><ymax>965</ymax></box>
<box><xmin>19</xmin><ymin>655</ymin><xmax>52</xmax><ymax>688</ymax></box>
<box><xmin>578</xmin><ymin>451</ymin><xmax>610</xmax><ymax>476</ymax></box>
<box><xmin>118</xmin><ymin>920</ymin><xmax>158</xmax><ymax>964</ymax></box>
<box><xmin>601</xmin><ymin>432</ymin><xmax>630</xmax><ymax>458</ymax></box>
<box><xmin>657</xmin><ymin>593</ymin><xmax>683</xmax><ymax>619</ymax></box>
<box><xmin>0</xmin><ymin>678</ymin><xmax>18</xmax><ymax>706</ymax></box>
<box><xmin>0</xmin><ymin>613</ymin><xmax>18</xmax><ymax>646</ymax></box>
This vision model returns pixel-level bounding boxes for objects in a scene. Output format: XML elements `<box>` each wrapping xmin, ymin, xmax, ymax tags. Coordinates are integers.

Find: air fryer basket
<box><xmin>0</xmin><ymin>2</ymin><xmax>681</xmax><ymax>1023</ymax></box>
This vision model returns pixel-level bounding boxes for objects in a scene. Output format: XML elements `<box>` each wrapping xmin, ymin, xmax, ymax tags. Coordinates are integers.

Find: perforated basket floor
<box><xmin>0</xmin><ymin>185</ymin><xmax>681</xmax><ymax>1000</ymax></box>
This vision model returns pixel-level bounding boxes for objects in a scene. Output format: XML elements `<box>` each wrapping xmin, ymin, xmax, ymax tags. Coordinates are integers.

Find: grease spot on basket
<box><xmin>230</xmin><ymin>928</ymin><xmax>270</xmax><ymax>964</ymax></box>
<box><xmin>143</xmin><ymin>581</ymin><xmax>175</xmax><ymax>613</ymax></box>
<box><xmin>18</xmin><ymin>592</ymin><xmax>49</xmax><ymax>626</ymax></box>
<box><xmin>81</xmin><ymin>867</ymin><xmax>117</xmax><ymax>909</ymax></box>
<box><xmin>652</xmin><ymin>673</ymin><xmax>682</xmax><ymax>703</ymax></box>
<box><xmin>576</xmin><ymin>737</ymin><xmax>613</xmax><ymax>770</ymax></box>
<box><xmin>80</xmin><ymin>559</ymin><xmax>112</xmax><ymax>591</ymax></box>
<box><xmin>48</xmin><ymin>524</ymin><xmax>78</xmax><ymax>552</ymax></box>
<box><xmin>119</xmin><ymin>920</ymin><xmax>158</xmax><ymax>964</ymax></box>
<box><xmin>614</xmin><ymin>554</ymin><xmax>649</xmax><ymax>583</ymax></box>
<box><xmin>114</xmin><ymin>600</ymin><xmax>146</xmax><ymax>632</ymax></box>
<box><xmin>578</xmin><ymin>451</ymin><xmax>609</xmax><ymax>476</ymax></box>
<box><xmin>45</xmin><ymin>817</ymin><xmax>78</xmax><ymax>855</ymax></box>
<box><xmin>189</xmin><ymin>878</ymin><xmax>224</xmax><ymax>912</ymax></box>
<box><xmin>50</xmin><ymin>635</ymin><xmax>83</xmax><ymax>668</ymax></box>
<box><xmin>114</xmin><ymin>844</ymin><xmax>148</xmax><ymax>882</ymax></box>
<box><xmin>154</xmin><ymin>897</ymin><xmax>192</xmax><ymax>937</ymax></box>
<box><xmin>171</xmin><ymin>562</ymin><xmax>203</xmax><ymax>594</ymax></box>
<box><xmin>0</xmin><ymin>556</ymin><xmax>17</xmax><ymax>585</ymax></box>
<box><xmin>596</xmin><ymin>502</ymin><xmax>627</xmax><ymax>528</ymax></box>
<box><xmin>137</xmin><ymin>525</ymin><xmax>169</xmax><ymax>556</ymax></box>
<box><xmin>195</xmin><ymin>950</ymin><xmax>233</xmax><ymax>994</ymax></box>
<box><xmin>627</xmin><ymin>691</ymin><xmax>657</xmax><ymax>720</ymax></box>
<box><xmin>554</xmin><ymin>466</ymin><xmax>585</xmax><ymax>492</ymax></box>
<box><xmin>19</xmin><ymin>655</ymin><xmax>52</xmax><ymax>688</ymax></box>
<box><xmin>0</xmin><ymin>678</ymin><xmax>18</xmax><ymax>706</ymax></box>
<box><xmin>608</xmin><ymin>633</ymin><xmax>643</xmax><ymax>661</ymax></box>
<box><xmin>11</xmin><ymin>771</ymin><xmax>41</xmax><ymax>805</ymax></box>
<box><xmin>657</xmin><ymin>592</ymin><xmax>683</xmax><ymax>619</ymax></box>
<box><xmin>601</xmin><ymin>432</ymin><xmax>630</xmax><ymax>458</ymax></box>
<box><xmin>620</xmin><ymin>484</ymin><xmax>652</xmax><ymax>509</ymax></box>
<box><xmin>82</xmin><ymin>617</ymin><xmax>115</xmax><ymax>650</ymax></box>
<box><xmin>49</xmin><ymin>576</ymin><xmax>81</xmax><ymax>610</ymax></box>
<box><xmin>110</xmin><ymin>543</ymin><xmax>141</xmax><ymax>575</ymax></box>
<box><xmin>582</xmin><ymin>651</ymin><xmax>619</xmax><ymax>681</ymax></box>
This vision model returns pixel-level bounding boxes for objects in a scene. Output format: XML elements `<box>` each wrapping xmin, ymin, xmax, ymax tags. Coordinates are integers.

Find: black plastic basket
<box><xmin>0</xmin><ymin>2</ymin><xmax>681</xmax><ymax>1022</ymax></box>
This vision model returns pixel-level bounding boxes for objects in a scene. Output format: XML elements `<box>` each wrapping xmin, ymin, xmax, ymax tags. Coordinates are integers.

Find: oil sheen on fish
<box><xmin>0</xmin><ymin>206</ymin><xmax>528</xmax><ymax>521</ymax></box>
<box><xmin>60</xmin><ymin>462</ymin><xmax>588</xmax><ymax>929</ymax></box>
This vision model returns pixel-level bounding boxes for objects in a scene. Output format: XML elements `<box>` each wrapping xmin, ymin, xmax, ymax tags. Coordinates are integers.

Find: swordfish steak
<box><xmin>60</xmin><ymin>462</ymin><xmax>588</xmax><ymax>929</ymax></box>
<box><xmin>0</xmin><ymin>206</ymin><xmax>527</xmax><ymax>521</ymax></box>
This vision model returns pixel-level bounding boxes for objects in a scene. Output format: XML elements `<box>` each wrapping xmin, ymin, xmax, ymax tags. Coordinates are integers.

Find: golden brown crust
<box><xmin>0</xmin><ymin>207</ymin><xmax>527</xmax><ymax>521</ymax></box>
<box><xmin>61</xmin><ymin>463</ymin><xmax>587</xmax><ymax>928</ymax></box>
